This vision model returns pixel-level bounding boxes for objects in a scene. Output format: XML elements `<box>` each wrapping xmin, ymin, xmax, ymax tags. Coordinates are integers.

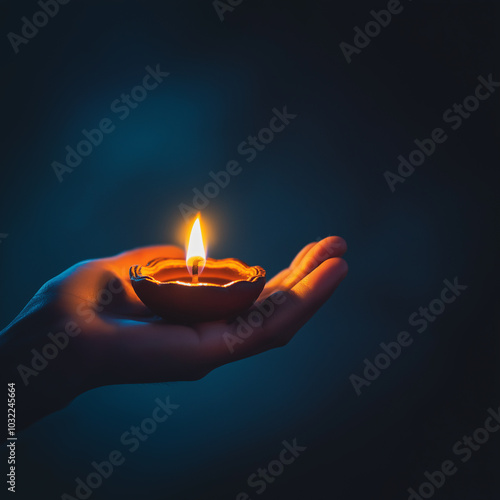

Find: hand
<box><xmin>0</xmin><ymin>237</ymin><xmax>347</xmax><ymax>430</ymax></box>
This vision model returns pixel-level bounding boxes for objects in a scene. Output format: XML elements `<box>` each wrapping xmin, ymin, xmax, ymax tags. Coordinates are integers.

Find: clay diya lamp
<box><xmin>130</xmin><ymin>216</ymin><xmax>266</xmax><ymax>323</ymax></box>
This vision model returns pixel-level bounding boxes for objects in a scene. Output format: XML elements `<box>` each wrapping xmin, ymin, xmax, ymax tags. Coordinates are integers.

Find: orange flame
<box><xmin>186</xmin><ymin>215</ymin><xmax>206</xmax><ymax>276</ymax></box>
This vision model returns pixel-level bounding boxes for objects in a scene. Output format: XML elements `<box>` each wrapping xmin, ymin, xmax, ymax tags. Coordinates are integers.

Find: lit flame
<box><xmin>186</xmin><ymin>215</ymin><xmax>206</xmax><ymax>276</ymax></box>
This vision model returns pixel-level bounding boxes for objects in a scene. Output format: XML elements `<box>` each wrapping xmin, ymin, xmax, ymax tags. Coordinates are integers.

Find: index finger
<box><xmin>199</xmin><ymin>257</ymin><xmax>348</xmax><ymax>365</ymax></box>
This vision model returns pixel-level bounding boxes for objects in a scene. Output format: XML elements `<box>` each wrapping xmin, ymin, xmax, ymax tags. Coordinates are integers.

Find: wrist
<box><xmin>0</xmin><ymin>310</ymin><xmax>85</xmax><ymax>432</ymax></box>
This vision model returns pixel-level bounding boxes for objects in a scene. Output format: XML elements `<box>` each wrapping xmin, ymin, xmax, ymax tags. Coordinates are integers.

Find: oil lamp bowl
<box><xmin>130</xmin><ymin>258</ymin><xmax>266</xmax><ymax>323</ymax></box>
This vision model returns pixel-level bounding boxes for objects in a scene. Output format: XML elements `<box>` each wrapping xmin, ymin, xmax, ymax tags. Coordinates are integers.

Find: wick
<box><xmin>192</xmin><ymin>259</ymin><xmax>199</xmax><ymax>284</ymax></box>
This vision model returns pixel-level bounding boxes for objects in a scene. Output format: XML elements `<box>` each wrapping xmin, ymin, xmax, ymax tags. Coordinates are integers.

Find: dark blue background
<box><xmin>1</xmin><ymin>0</ymin><xmax>499</xmax><ymax>498</ymax></box>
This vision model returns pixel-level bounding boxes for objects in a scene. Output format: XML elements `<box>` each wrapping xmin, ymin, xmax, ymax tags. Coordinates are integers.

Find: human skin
<box><xmin>0</xmin><ymin>236</ymin><xmax>347</xmax><ymax>432</ymax></box>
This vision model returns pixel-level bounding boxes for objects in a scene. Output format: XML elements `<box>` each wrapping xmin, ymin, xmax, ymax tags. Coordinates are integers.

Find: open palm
<box><xmin>1</xmin><ymin>237</ymin><xmax>347</xmax><ymax>430</ymax></box>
